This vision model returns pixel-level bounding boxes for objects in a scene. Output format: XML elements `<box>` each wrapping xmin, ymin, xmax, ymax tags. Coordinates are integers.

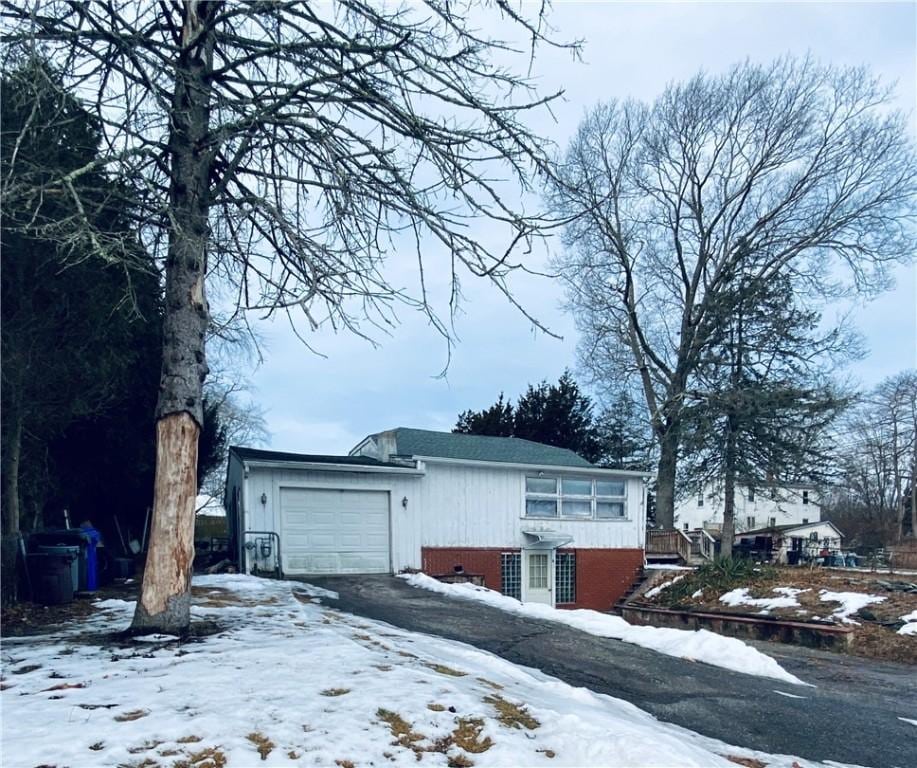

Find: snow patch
<box><xmin>719</xmin><ymin>587</ymin><xmax>806</xmax><ymax>611</ymax></box>
<box><xmin>400</xmin><ymin>573</ymin><xmax>804</xmax><ymax>685</ymax></box>
<box><xmin>772</xmin><ymin>690</ymin><xmax>807</xmax><ymax>700</ymax></box>
<box><xmin>818</xmin><ymin>590</ymin><xmax>886</xmax><ymax>624</ymax></box>
<box><xmin>645</xmin><ymin>574</ymin><xmax>686</xmax><ymax>598</ymax></box>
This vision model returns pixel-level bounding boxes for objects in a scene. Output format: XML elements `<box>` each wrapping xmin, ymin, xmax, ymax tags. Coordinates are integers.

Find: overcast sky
<box><xmin>244</xmin><ymin>1</ymin><xmax>917</xmax><ymax>456</ymax></box>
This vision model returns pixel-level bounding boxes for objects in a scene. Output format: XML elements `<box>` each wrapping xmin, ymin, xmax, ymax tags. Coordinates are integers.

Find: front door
<box><xmin>524</xmin><ymin>550</ymin><xmax>554</xmax><ymax>605</ymax></box>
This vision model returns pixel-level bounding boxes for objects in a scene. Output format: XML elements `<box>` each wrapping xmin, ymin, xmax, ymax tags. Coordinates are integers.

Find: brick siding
<box><xmin>420</xmin><ymin>546</ymin><xmax>644</xmax><ymax>611</ymax></box>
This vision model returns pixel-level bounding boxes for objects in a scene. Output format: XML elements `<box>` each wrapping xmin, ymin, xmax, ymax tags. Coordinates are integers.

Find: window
<box><xmin>500</xmin><ymin>553</ymin><xmax>521</xmax><ymax>600</ymax></box>
<box><xmin>802</xmin><ymin>518</ymin><xmax>809</xmax><ymax>525</ymax></box>
<box><xmin>802</xmin><ymin>490</ymin><xmax>809</xmax><ymax>505</ymax></box>
<box><xmin>525</xmin><ymin>475</ymin><xmax>627</xmax><ymax>520</ymax></box>
<box><xmin>683</xmin><ymin>522</ymin><xmax>689</xmax><ymax>531</ymax></box>
<box><xmin>697</xmin><ymin>495</ymin><xmax>704</xmax><ymax>508</ymax></box>
<box><xmin>748</xmin><ymin>487</ymin><xmax>755</xmax><ymax>502</ymax></box>
<box><xmin>769</xmin><ymin>517</ymin><xmax>776</xmax><ymax>527</ymax></box>
<box><xmin>746</xmin><ymin>516</ymin><xmax>756</xmax><ymax>529</ymax></box>
<box><xmin>528</xmin><ymin>553</ymin><xmax>549</xmax><ymax>589</ymax></box>
<box><xmin>555</xmin><ymin>552</ymin><xmax>576</xmax><ymax>604</ymax></box>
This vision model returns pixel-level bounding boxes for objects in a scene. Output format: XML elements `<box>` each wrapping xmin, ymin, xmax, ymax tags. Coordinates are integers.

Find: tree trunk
<box><xmin>655</xmin><ymin>426</ymin><xmax>679</xmax><ymax>529</ymax></box>
<box><xmin>1</xmin><ymin>408</ymin><xmax>23</xmax><ymax>605</ymax></box>
<box><xmin>721</xmin><ymin>419</ymin><xmax>737</xmax><ymax>559</ymax></box>
<box><xmin>130</xmin><ymin>0</ymin><xmax>216</xmax><ymax>635</ymax></box>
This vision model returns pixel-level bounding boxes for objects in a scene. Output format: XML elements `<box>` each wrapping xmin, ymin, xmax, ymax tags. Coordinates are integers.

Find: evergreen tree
<box><xmin>454</xmin><ymin>394</ymin><xmax>514</xmax><ymax>437</ymax></box>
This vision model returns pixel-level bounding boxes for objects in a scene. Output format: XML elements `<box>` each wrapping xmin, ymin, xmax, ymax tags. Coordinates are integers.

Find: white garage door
<box><xmin>280</xmin><ymin>488</ymin><xmax>390</xmax><ymax>575</ymax></box>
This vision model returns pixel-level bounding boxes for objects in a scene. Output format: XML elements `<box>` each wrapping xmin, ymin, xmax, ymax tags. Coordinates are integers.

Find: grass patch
<box><xmin>335</xmin><ymin>761</ymin><xmax>355</xmax><ymax>768</ymax></box>
<box><xmin>663</xmin><ymin>558</ymin><xmax>777</xmax><ymax>605</ymax></box>
<box><xmin>128</xmin><ymin>741</ymin><xmax>163</xmax><ymax>754</ymax></box>
<box><xmin>423</xmin><ymin>662</ymin><xmax>467</xmax><ymax>677</ymax></box>
<box><xmin>246</xmin><ymin>732</ymin><xmax>275</xmax><ymax>760</ymax></box>
<box><xmin>377</xmin><ymin>708</ymin><xmax>426</xmax><ymax>750</ymax></box>
<box><xmin>115</xmin><ymin>709</ymin><xmax>150</xmax><ymax>722</ymax></box>
<box><xmin>320</xmin><ymin>688</ymin><xmax>351</xmax><ymax>697</ymax></box>
<box><xmin>173</xmin><ymin>747</ymin><xmax>227</xmax><ymax>768</ymax></box>
<box><xmin>476</xmin><ymin>678</ymin><xmax>503</xmax><ymax>690</ymax></box>
<box><xmin>427</xmin><ymin>703</ymin><xmax>446</xmax><ymax>712</ymax></box>
<box><xmin>484</xmin><ymin>695</ymin><xmax>539</xmax><ymax>730</ymax></box>
<box><xmin>176</xmin><ymin>736</ymin><xmax>202</xmax><ymax>744</ymax></box>
<box><xmin>120</xmin><ymin>758</ymin><xmax>159</xmax><ymax>768</ymax></box>
<box><xmin>448</xmin><ymin>755</ymin><xmax>475</xmax><ymax>768</ymax></box>
<box><xmin>451</xmin><ymin>717</ymin><xmax>494</xmax><ymax>753</ymax></box>
<box><xmin>724</xmin><ymin>756</ymin><xmax>768</xmax><ymax>768</ymax></box>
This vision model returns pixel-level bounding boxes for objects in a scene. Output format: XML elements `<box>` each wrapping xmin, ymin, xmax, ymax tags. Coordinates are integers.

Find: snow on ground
<box><xmin>644</xmin><ymin>564</ymin><xmax>695</xmax><ymax>571</ymax></box>
<box><xmin>818</xmin><ymin>590</ymin><xmax>887</xmax><ymax>624</ymax></box>
<box><xmin>719</xmin><ymin>587</ymin><xmax>809</xmax><ymax>613</ymax></box>
<box><xmin>400</xmin><ymin>574</ymin><xmax>804</xmax><ymax>685</ymax></box>
<box><xmin>644</xmin><ymin>573</ymin><xmax>686</xmax><ymax>598</ymax></box>
<box><xmin>2</xmin><ymin>575</ymin><xmax>822</xmax><ymax>768</ymax></box>
<box><xmin>899</xmin><ymin>610</ymin><xmax>917</xmax><ymax>636</ymax></box>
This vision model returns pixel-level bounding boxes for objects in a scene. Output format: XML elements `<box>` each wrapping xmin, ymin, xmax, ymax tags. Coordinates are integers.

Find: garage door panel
<box><xmin>280</xmin><ymin>488</ymin><xmax>390</xmax><ymax>575</ymax></box>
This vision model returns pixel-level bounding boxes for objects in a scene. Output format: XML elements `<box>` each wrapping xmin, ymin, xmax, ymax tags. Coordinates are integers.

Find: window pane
<box><xmin>529</xmin><ymin>553</ymin><xmax>548</xmax><ymax>588</ymax></box>
<box><xmin>526</xmin><ymin>476</ymin><xmax>557</xmax><ymax>494</ymax></box>
<box><xmin>561</xmin><ymin>477</ymin><xmax>592</xmax><ymax>496</ymax></box>
<box><xmin>596</xmin><ymin>480</ymin><xmax>625</xmax><ymax>497</ymax></box>
<box><xmin>596</xmin><ymin>501</ymin><xmax>625</xmax><ymax>519</ymax></box>
<box><xmin>501</xmin><ymin>553</ymin><xmax>521</xmax><ymax>600</ymax></box>
<box><xmin>562</xmin><ymin>500</ymin><xmax>592</xmax><ymax>518</ymax></box>
<box><xmin>555</xmin><ymin>552</ymin><xmax>576</xmax><ymax>604</ymax></box>
<box><xmin>526</xmin><ymin>499</ymin><xmax>557</xmax><ymax>517</ymax></box>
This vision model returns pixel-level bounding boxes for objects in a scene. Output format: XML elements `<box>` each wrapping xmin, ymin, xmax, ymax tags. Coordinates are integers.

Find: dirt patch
<box><xmin>246</xmin><ymin>732</ymin><xmax>275</xmax><ymax>761</ymax></box>
<box><xmin>484</xmin><ymin>695</ymin><xmax>539</xmax><ymax>730</ymax></box>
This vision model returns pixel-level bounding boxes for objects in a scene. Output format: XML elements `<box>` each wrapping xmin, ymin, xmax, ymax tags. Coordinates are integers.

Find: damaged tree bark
<box><xmin>131</xmin><ymin>0</ymin><xmax>216</xmax><ymax>634</ymax></box>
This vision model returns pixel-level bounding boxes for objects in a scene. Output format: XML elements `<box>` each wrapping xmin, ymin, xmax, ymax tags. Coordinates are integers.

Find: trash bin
<box><xmin>36</xmin><ymin>545</ymin><xmax>80</xmax><ymax>593</ymax></box>
<box><xmin>30</xmin><ymin>527</ymin><xmax>103</xmax><ymax>592</ymax></box>
<box><xmin>27</xmin><ymin>552</ymin><xmax>75</xmax><ymax>605</ymax></box>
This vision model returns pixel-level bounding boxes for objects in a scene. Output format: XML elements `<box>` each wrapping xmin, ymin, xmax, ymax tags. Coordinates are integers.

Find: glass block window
<box><xmin>500</xmin><ymin>552</ymin><xmax>521</xmax><ymax>600</ymax></box>
<box><xmin>555</xmin><ymin>552</ymin><xmax>576</xmax><ymax>604</ymax></box>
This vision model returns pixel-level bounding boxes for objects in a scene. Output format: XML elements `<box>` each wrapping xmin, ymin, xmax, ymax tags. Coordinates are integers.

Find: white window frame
<box><xmin>524</xmin><ymin>475</ymin><xmax>628</xmax><ymax>521</ymax></box>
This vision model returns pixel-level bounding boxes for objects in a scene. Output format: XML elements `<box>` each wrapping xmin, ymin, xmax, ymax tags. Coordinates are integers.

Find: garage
<box><xmin>280</xmin><ymin>487</ymin><xmax>391</xmax><ymax>575</ymax></box>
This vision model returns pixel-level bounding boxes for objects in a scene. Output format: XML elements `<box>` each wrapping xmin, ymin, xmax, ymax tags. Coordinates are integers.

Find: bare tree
<box><xmin>547</xmin><ymin>58</ymin><xmax>917</xmax><ymax>528</ymax></box>
<box><xmin>2</xmin><ymin>0</ymin><xmax>575</xmax><ymax>633</ymax></box>
<box><xmin>834</xmin><ymin>371</ymin><xmax>917</xmax><ymax>543</ymax></box>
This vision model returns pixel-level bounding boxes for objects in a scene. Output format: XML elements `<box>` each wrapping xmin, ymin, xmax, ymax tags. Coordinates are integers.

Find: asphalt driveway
<box><xmin>305</xmin><ymin>574</ymin><xmax>917</xmax><ymax>768</ymax></box>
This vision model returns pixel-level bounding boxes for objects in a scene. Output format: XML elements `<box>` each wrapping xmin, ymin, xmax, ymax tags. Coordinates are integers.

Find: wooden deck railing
<box><xmin>646</xmin><ymin>529</ymin><xmax>693</xmax><ymax>563</ymax></box>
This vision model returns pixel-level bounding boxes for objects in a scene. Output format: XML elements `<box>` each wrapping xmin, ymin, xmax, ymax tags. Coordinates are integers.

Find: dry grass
<box><xmin>423</xmin><ymin>662</ymin><xmax>467</xmax><ymax>677</ymax></box>
<box><xmin>476</xmin><ymin>678</ymin><xmax>503</xmax><ymax>690</ymax></box>
<box><xmin>320</xmin><ymin>688</ymin><xmax>351</xmax><ymax>697</ymax></box>
<box><xmin>335</xmin><ymin>761</ymin><xmax>355</xmax><ymax>768</ymax></box>
<box><xmin>172</xmin><ymin>746</ymin><xmax>227</xmax><ymax>768</ymax></box>
<box><xmin>127</xmin><ymin>740</ymin><xmax>164</xmax><ymax>754</ymax></box>
<box><xmin>41</xmin><ymin>681</ymin><xmax>86</xmax><ymax>692</ymax></box>
<box><xmin>115</xmin><ymin>709</ymin><xmax>150</xmax><ymax>722</ymax></box>
<box><xmin>448</xmin><ymin>754</ymin><xmax>475</xmax><ymax>767</ymax></box>
<box><xmin>377</xmin><ymin>708</ymin><xmax>426</xmax><ymax>751</ymax></box>
<box><xmin>484</xmin><ymin>695</ymin><xmax>539</xmax><ymax>730</ymax></box>
<box><xmin>246</xmin><ymin>732</ymin><xmax>275</xmax><ymax>761</ymax></box>
<box><xmin>724</xmin><ymin>756</ymin><xmax>769</xmax><ymax>768</ymax></box>
<box><xmin>650</xmin><ymin>566</ymin><xmax>917</xmax><ymax>663</ymax></box>
<box><xmin>427</xmin><ymin>703</ymin><xmax>446</xmax><ymax>712</ymax></box>
<box><xmin>451</xmin><ymin>717</ymin><xmax>494</xmax><ymax>753</ymax></box>
<box><xmin>536</xmin><ymin>748</ymin><xmax>557</xmax><ymax>759</ymax></box>
<box><xmin>176</xmin><ymin>736</ymin><xmax>202</xmax><ymax>744</ymax></box>
<box><xmin>287</xmin><ymin>750</ymin><xmax>301</xmax><ymax>760</ymax></box>
<box><xmin>121</xmin><ymin>758</ymin><xmax>159</xmax><ymax>768</ymax></box>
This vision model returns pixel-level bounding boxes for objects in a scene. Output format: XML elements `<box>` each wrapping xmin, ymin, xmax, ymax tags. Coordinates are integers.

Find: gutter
<box><xmin>241</xmin><ymin>459</ymin><xmax>425</xmax><ymax>476</ymax></box>
<box><xmin>408</xmin><ymin>454</ymin><xmax>655</xmax><ymax>478</ymax></box>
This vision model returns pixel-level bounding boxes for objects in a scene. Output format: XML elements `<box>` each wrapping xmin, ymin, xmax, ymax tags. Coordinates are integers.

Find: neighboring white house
<box><xmin>734</xmin><ymin>520</ymin><xmax>844</xmax><ymax>565</ymax></box>
<box><xmin>225</xmin><ymin>427</ymin><xmax>652</xmax><ymax>610</ymax></box>
<box><xmin>674</xmin><ymin>482</ymin><xmax>820</xmax><ymax>535</ymax></box>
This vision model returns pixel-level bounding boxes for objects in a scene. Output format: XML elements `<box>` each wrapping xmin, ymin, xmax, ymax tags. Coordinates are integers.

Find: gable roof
<box><xmin>382</xmin><ymin>427</ymin><xmax>595</xmax><ymax>468</ymax></box>
<box><xmin>737</xmin><ymin>520</ymin><xmax>844</xmax><ymax>538</ymax></box>
<box><xmin>228</xmin><ymin>446</ymin><xmax>409</xmax><ymax>469</ymax></box>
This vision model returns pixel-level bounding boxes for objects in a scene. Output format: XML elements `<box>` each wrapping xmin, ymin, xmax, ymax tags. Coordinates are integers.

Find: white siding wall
<box><xmin>230</xmin><ymin>460</ymin><xmax>647</xmax><ymax>575</ymax></box>
<box><xmin>416</xmin><ymin>462</ymin><xmax>646</xmax><ymax>550</ymax></box>
<box><xmin>675</xmin><ymin>484</ymin><xmax>821</xmax><ymax>532</ymax></box>
<box><xmin>242</xmin><ymin>466</ymin><xmax>422</xmax><ymax>573</ymax></box>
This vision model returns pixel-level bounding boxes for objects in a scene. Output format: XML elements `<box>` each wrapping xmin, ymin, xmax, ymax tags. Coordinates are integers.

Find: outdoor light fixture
<box><xmin>401</xmin><ymin>496</ymin><xmax>409</xmax><ymax>508</ymax></box>
<box><xmin>260</xmin><ymin>492</ymin><xmax>267</xmax><ymax>505</ymax></box>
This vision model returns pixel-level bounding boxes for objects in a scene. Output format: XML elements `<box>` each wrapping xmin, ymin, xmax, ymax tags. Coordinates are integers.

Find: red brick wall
<box><xmin>420</xmin><ymin>546</ymin><xmax>644</xmax><ymax>611</ymax></box>
<box><xmin>571</xmin><ymin>548</ymin><xmax>644</xmax><ymax>611</ymax></box>
<box><xmin>421</xmin><ymin>547</ymin><xmax>505</xmax><ymax>592</ymax></box>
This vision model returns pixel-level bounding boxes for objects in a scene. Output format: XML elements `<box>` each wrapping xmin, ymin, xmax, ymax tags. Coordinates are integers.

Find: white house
<box><xmin>734</xmin><ymin>520</ymin><xmax>844</xmax><ymax>565</ymax></box>
<box><xmin>674</xmin><ymin>482</ymin><xmax>820</xmax><ymax>535</ymax></box>
<box><xmin>225</xmin><ymin>427</ymin><xmax>652</xmax><ymax>610</ymax></box>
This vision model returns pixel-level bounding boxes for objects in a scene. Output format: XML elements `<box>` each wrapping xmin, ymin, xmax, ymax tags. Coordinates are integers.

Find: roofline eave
<box><xmin>407</xmin><ymin>454</ymin><xmax>655</xmax><ymax>478</ymax></box>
